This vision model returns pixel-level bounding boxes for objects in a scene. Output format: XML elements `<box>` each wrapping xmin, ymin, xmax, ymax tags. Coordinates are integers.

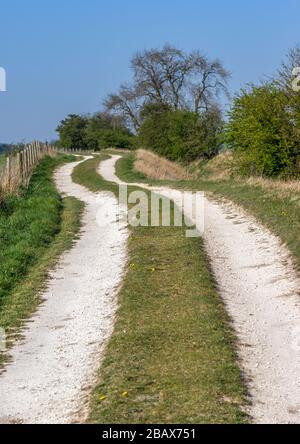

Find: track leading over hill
<box><xmin>0</xmin><ymin>157</ymin><xmax>128</xmax><ymax>424</ymax></box>
<box><xmin>101</xmin><ymin>155</ymin><xmax>300</xmax><ymax>424</ymax></box>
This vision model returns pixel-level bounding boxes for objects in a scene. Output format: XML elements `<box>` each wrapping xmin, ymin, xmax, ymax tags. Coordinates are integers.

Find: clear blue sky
<box><xmin>0</xmin><ymin>0</ymin><xmax>298</xmax><ymax>143</ymax></box>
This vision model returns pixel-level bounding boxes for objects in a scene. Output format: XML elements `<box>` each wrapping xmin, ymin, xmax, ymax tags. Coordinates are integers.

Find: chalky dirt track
<box><xmin>101</xmin><ymin>155</ymin><xmax>300</xmax><ymax>425</ymax></box>
<box><xmin>0</xmin><ymin>156</ymin><xmax>128</xmax><ymax>424</ymax></box>
<box><xmin>0</xmin><ymin>154</ymin><xmax>299</xmax><ymax>424</ymax></box>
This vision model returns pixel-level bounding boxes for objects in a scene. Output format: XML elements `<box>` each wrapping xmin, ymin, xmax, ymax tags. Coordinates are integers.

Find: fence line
<box><xmin>0</xmin><ymin>141</ymin><xmax>57</xmax><ymax>196</ymax></box>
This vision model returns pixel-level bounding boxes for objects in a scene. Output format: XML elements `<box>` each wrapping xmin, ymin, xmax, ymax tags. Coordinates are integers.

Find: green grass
<box><xmin>72</xmin><ymin>154</ymin><xmax>118</xmax><ymax>194</ymax></box>
<box><xmin>115</xmin><ymin>152</ymin><xmax>148</xmax><ymax>183</ymax></box>
<box><xmin>0</xmin><ymin>155</ymin><xmax>83</xmax><ymax>365</ymax></box>
<box><xmin>73</xmin><ymin>155</ymin><xmax>248</xmax><ymax>424</ymax></box>
<box><xmin>117</xmin><ymin>153</ymin><xmax>300</xmax><ymax>271</ymax></box>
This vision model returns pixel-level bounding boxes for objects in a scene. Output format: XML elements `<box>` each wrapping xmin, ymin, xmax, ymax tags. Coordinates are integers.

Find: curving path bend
<box><xmin>101</xmin><ymin>155</ymin><xmax>300</xmax><ymax>425</ymax></box>
<box><xmin>0</xmin><ymin>156</ymin><xmax>128</xmax><ymax>424</ymax></box>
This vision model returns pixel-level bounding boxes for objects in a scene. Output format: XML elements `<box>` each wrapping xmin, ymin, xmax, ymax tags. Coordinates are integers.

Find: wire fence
<box><xmin>0</xmin><ymin>141</ymin><xmax>57</xmax><ymax>198</ymax></box>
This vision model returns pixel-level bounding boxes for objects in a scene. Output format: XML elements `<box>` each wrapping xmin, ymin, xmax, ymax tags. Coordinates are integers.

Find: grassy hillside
<box><xmin>118</xmin><ymin>150</ymin><xmax>300</xmax><ymax>271</ymax></box>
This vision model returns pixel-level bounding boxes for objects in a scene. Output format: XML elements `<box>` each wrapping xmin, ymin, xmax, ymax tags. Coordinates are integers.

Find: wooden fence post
<box><xmin>16</xmin><ymin>152</ymin><xmax>21</xmax><ymax>187</ymax></box>
<box><xmin>29</xmin><ymin>145</ymin><xmax>33</xmax><ymax>170</ymax></box>
<box><xmin>24</xmin><ymin>148</ymin><xmax>29</xmax><ymax>182</ymax></box>
<box><xmin>19</xmin><ymin>151</ymin><xmax>24</xmax><ymax>185</ymax></box>
<box><xmin>0</xmin><ymin>141</ymin><xmax>61</xmax><ymax>195</ymax></box>
<box><xmin>33</xmin><ymin>142</ymin><xmax>36</xmax><ymax>165</ymax></box>
<box><xmin>5</xmin><ymin>156</ymin><xmax>11</xmax><ymax>191</ymax></box>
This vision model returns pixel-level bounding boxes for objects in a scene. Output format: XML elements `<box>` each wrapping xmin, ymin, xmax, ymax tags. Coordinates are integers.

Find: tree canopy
<box><xmin>56</xmin><ymin>112</ymin><xmax>134</xmax><ymax>150</ymax></box>
<box><xmin>226</xmin><ymin>46</ymin><xmax>300</xmax><ymax>177</ymax></box>
<box><xmin>104</xmin><ymin>44</ymin><xmax>229</xmax><ymax>130</ymax></box>
<box><xmin>139</xmin><ymin>106</ymin><xmax>223</xmax><ymax>162</ymax></box>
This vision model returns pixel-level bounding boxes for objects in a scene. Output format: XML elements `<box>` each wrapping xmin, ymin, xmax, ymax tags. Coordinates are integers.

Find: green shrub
<box><xmin>57</xmin><ymin>112</ymin><xmax>135</xmax><ymax>151</ymax></box>
<box><xmin>94</xmin><ymin>129</ymin><xmax>134</xmax><ymax>150</ymax></box>
<box><xmin>226</xmin><ymin>85</ymin><xmax>300</xmax><ymax>177</ymax></box>
<box><xmin>56</xmin><ymin>114</ymin><xmax>88</xmax><ymax>150</ymax></box>
<box><xmin>138</xmin><ymin>108</ymin><xmax>223</xmax><ymax>162</ymax></box>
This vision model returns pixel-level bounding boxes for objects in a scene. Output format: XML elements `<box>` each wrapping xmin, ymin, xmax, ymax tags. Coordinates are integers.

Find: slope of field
<box><xmin>122</xmin><ymin>150</ymin><xmax>300</xmax><ymax>271</ymax></box>
<box><xmin>73</xmin><ymin>156</ymin><xmax>248</xmax><ymax>424</ymax></box>
<box><xmin>115</xmin><ymin>152</ymin><xmax>300</xmax><ymax>424</ymax></box>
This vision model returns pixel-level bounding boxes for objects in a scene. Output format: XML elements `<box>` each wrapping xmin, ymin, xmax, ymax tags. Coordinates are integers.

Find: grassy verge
<box><xmin>115</xmin><ymin>151</ymin><xmax>156</xmax><ymax>183</ymax></box>
<box><xmin>0</xmin><ymin>155</ymin><xmax>83</xmax><ymax>365</ymax></box>
<box><xmin>117</xmin><ymin>152</ymin><xmax>300</xmax><ymax>271</ymax></box>
<box><xmin>72</xmin><ymin>153</ymin><xmax>118</xmax><ymax>194</ymax></box>
<box><xmin>73</xmin><ymin>155</ymin><xmax>248</xmax><ymax>424</ymax></box>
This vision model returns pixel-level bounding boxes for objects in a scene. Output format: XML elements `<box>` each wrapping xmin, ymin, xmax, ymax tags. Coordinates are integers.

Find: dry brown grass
<box><xmin>177</xmin><ymin>151</ymin><xmax>234</xmax><ymax>181</ymax></box>
<box><xmin>0</xmin><ymin>161</ymin><xmax>26</xmax><ymax>200</ymax></box>
<box><xmin>244</xmin><ymin>176</ymin><xmax>300</xmax><ymax>197</ymax></box>
<box><xmin>134</xmin><ymin>149</ymin><xmax>194</xmax><ymax>181</ymax></box>
<box><xmin>201</xmin><ymin>152</ymin><xmax>300</xmax><ymax>197</ymax></box>
<box><xmin>203</xmin><ymin>151</ymin><xmax>234</xmax><ymax>180</ymax></box>
<box><xmin>133</xmin><ymin>149</ymin><xmax>300</xmax><ymax>199</ymax></box>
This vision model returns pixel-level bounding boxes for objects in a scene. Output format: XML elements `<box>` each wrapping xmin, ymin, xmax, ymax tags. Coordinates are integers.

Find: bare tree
<box><xmin>275</xmin><ymin>45</ymin><xmax>300</xmax><ymax>92</ymax></box>
<box><xmin>104</xmin><ymin>84</ymin><xmax>143</xmax><ymax>131</ymax></box>
<box><xmin>104</xmin><ymin>45</ymin><xmax>230</xmax><ymax>128</ymax></box>
<box><xmin>188</xmin><ymin>52</ymin><xmax>230</xmax><ymax>113</ymax></box>
<box><xmin>131</xmin><ymin>44</ymin><xmax>191</xmax><ymax>109</ymax></box>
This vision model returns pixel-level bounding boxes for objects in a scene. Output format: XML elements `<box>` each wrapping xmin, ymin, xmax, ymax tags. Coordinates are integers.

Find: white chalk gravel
<box><xmin>101</xmin><ymin>155</ymin><xmax>300</xmax><ymax>425</ymax></box>
<box><xmin>0</xmin><ymin>157</ymin><xmax>128</xmax><ymax>424</ymax></box>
